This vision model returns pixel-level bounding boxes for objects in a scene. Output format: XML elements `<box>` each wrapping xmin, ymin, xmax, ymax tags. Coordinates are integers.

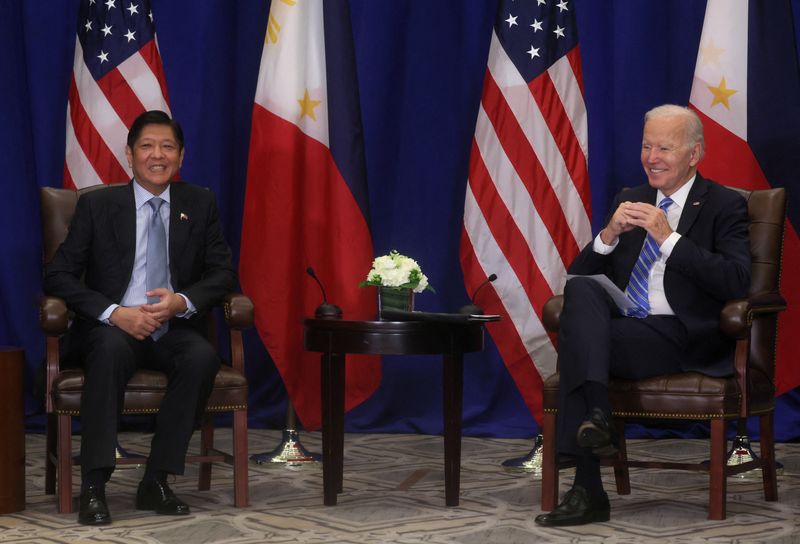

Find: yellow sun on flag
<box><xmin>266</xmin><ymin>0</ymin><xmax>297</xmax><ymax>44</ymax></box>
<box><xmin>298</xmin><ymin>89</ymin><xmax>321</xmax><ymax>121</ymax></box>
<box><xmin>707</xmin><ymin>76</ymin><xmax>738</xmax><ymax>110</ymax></box>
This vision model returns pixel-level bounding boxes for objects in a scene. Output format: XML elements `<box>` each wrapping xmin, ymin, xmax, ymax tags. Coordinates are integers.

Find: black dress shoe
<box><xmin>534</xmin><ymin>485</ymin><xmax>610</xmax><ymax>526</ymax></box>
<box><xmin>136</xmin><ymin>478</ymin><xmax>190</xmax><ymax>515</ymax></box>
<box><xmin>78</xmin><ymin>485</ymin><xmax>112</xmax><ymax>525</ymax></box>
<box><xmin>576</xmin><ymin>407</ymin><xmax>618</xmax><ymax>457</ymax></box>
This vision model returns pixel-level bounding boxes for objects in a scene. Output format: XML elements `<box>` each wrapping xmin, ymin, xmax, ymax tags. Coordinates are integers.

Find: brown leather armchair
<box><xmin>39</xmin><ymin>186</ymin><xmax>252</xmax><ymax>513</ymax></box>
<box><xmin>539</xmin><ymin>187</ymin><xmax>786</xmax><ymax>520</ymax></box>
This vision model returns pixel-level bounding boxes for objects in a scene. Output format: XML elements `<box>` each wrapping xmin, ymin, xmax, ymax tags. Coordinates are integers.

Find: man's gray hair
<box><xmin>645</xmin><ymin>104</ymin><xmax>705</xmax><ymax>151</ymax></box>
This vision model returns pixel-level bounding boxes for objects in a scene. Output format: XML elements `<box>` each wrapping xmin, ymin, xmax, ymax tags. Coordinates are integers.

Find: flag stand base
<box><xmin>716</xmin><ymin>434</ymin><xmax>784</xmax><ymax>479</ymax></box>
<box><xmin>250</xmin><ymin>404</ymin><xmax>320</xmax><ymax>465</ymax></box>
<box><xmin>501</xmin><ymin>434</ymin><xmax>544</xmax><ymax>475</ymax></box>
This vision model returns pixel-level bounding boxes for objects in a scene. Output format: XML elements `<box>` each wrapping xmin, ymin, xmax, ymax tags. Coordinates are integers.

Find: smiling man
<box><xmin>45</xmin><ymin>110</ymin><xmax>237</xmax><ymax>525</ymax></box>
<box><xmin>535</xmin><ymin>105</ymin><xmax>751</xmax><ymax>526</ymax></box>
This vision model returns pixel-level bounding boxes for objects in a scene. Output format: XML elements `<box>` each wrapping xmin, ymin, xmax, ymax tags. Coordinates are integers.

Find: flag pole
<box><xmin>250</xmin><ymin>403</ymin><xmax>320</xmax><ymax>465</ymax></box>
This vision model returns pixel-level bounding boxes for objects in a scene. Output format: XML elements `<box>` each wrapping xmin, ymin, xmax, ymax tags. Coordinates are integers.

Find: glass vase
<box><xmin>378</xmin><ymin>286</ymin><xmax>414</xmax><ymax>319</ymax></box>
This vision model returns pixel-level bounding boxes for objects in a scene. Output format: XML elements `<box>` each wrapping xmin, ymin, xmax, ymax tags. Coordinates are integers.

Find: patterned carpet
<box><xmin>0</xmin><ymin>430</ymin><xmax>798</xmax><ymax>543</ymax></box>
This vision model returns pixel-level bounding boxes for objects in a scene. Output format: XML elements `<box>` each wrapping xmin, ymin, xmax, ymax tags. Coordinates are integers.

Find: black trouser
<box><xmin>76</xmin><ymin>322</ymin><xmax>220</xmax><ymax>479</ymax></box>
<box><xmin>555</xmin><ymin>276</ymin><xmax>687</xmax><ymax>456</ymax></box>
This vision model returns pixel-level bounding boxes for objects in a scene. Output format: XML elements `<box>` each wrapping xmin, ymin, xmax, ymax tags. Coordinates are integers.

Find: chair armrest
<box><xmin>223</xmin><ymin>293</ymin><xmax>253</xmax><ymax>374</ymax></box>
<box><xmin>542</xmin><ymin>295</ymin><xmax>564</xmax><ymax>333</ymax></box>
<box><xmin>719</xmin><ymin>293</ymin><xmax>787</xmax><ymax>339</ymax></box>
<box><xmin>223</xmin><ymin>293</ymin><xmax>254</xmax><ymax>330</ymax></box>
<box><xmin>40</xmin><ymin>296</ymin><xmax>69</xmax><ymax>336</ymax></box>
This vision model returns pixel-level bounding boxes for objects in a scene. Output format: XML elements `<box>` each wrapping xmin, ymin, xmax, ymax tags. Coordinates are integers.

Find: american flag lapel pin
<box><xmin>180</xmin><ymin>212</ymin><xmax>189</xmax><ymax>221</ymax></box>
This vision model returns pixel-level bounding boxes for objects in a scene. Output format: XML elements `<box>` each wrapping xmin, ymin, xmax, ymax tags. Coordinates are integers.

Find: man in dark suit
<box><xmin>535</xmin><ymin>105</ymin><xmax>751</xmax><ymax>526</ymax></box>
<box><xmin>44</xmin><ymin>110</ymin><xmax>237</xmax><ymax>525</ymax></box>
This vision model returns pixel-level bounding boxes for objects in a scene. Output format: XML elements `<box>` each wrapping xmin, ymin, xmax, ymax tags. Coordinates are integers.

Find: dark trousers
<box><xmin>76</xmin><ymin>322</ymin><xmax>220</xmax><ymax>479</ymax></box>
<box><xmin>556</xmin><ymin>276</ymin><xmax>687</xmax><ymax>456</ymax></box>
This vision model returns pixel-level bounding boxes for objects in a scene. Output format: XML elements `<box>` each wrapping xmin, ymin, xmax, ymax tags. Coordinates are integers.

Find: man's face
<box><xmin>640</xmin><ymin>115</ymin><xmax>701</xmax><ymax>196</ymax></box>
<box><xmin>125</xmin><ymin>124</ymin><xmax>184</xmax><ymax>195</ymax></box>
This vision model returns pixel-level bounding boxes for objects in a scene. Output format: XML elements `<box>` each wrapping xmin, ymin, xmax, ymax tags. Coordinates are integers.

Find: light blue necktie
<box><xmin>624</xmin><ymin>197</ymin><xmax>673</xmax><ymax>318</ymax></box>
<box><xmin>146</xmin><ymin>197</ymin><xmax>169</xmax><ymax>340</ymax></box>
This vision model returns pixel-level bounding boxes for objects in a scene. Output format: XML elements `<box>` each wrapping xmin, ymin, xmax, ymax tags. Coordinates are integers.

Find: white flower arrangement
<box><xmin>360</xmin><ymin>250</ymin><xmax>435</xmax><ymax>293</ymax></box>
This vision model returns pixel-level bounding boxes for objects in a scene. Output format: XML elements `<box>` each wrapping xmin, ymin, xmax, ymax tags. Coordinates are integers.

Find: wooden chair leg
<box><xmin>232</xmin><ymin>408</ymin><xmax>249</xmax><ymax>507</ymax></box>
<box><xmin>760</xmin><ymin>412</ymin><xmax>778</xmax><ymax>501</ymax></box>
<box><xmin>708</xmin><ymin>418</ymin><xmax>727</xmax><ymax>520</ymax></box>
<box><xmin>57</xmin><ymin>414</ymin><xmax>74</xmax><ymax>514</ymax></box>
<box><xmin>541</xmin><ymin>412</ymin><xmax>559</xmax><ymax>511</ymax></box>
<box><xmin>45</xmin><ymin>413</ymin><xmax>56</xmax><ymax>495</ymax></box>
<box><xmin>612</xmin><ymin>418</ymin><xmax>631</xmax><ymax>495</ymax></box>
<box><xmin>198</xmin><ymin>414</ymin><xmax>214</xmax><ymax>491</ymax></box>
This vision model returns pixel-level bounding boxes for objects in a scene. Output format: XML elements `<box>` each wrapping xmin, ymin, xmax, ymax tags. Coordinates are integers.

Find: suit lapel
<box><xmin>169</xmin><ymin>183</ymin><xmax>192</xmax><ymax>285</ymax></box>
<box><xmin>676</xmin><ymin>175</ymin><xmax>710</xmax><ymax>235</ymax></box>
<box><xmin>113</xmin><ymin>183</ymin><xmax>137</xmax><ymax>279</ymax></box>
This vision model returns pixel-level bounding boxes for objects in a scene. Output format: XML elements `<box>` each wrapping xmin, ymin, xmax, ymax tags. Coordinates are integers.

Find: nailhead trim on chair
<box><xmin>56</xmin><ymin>404</ymin><xmax>248</xmax><ymax>416</ymax></box>
<box><xmin>543</xmin><ymin>408</ymin><xmax>739</xmax><ymax>419</ymax></box>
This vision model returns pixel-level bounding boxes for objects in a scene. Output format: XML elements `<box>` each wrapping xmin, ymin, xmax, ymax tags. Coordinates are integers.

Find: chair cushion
<box><xmin>52</xmin><ymin>366</ymin><xmax>247</xmax><ymax>415</ymax></box>
<box><xmin>543</xmin><ymin>372</ymin><xmax>746</xmax><ymax>419</ymax></box>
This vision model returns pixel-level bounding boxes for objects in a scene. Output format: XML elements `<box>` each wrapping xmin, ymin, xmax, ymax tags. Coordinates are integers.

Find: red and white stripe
<box><xmin>460</xmin><ymin>31</ymin><xmax>591</xmax><ymax>422</ymax></box>
<box><xmin>64</xmin><ymin>38</ymin><xmax>170</xmax><ymax>189</ymax></box>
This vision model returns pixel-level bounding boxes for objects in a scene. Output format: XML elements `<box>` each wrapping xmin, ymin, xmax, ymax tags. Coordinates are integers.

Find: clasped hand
<box><xmin>109</xmin><ymin>288</ymin><xmax>187</xmax><ymax>340</ymax></box>
<box><xmin>600</xmin><ymin>201</ymin><xmax>673</xmax><ymax>246</ymax></box>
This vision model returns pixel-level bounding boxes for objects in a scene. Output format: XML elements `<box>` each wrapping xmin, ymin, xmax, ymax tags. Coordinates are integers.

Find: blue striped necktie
<box><xmin>146</xmin><ymin>197</ymin><xmax>169</xmax><ymax>340</ymax></box>
<box><xmin>624</xmin><ymin>197</ymin><xmax>673</xmax><ymax>318</ymax></box>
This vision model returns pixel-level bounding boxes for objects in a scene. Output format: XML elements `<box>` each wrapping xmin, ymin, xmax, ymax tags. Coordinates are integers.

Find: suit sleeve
<box><xmin>43</xmin><ymin>194</ymin><xmax>117</xmax><ymax>320</ymax></box>
<box><xmin>567</xmin><ymin>191</ymin><xmax>628</xmax><ymax>276</ymax></box>
<box><xmin>666</xmin><ymin>190</ymin><xmax>751</xmax><ymax>301</ymax></box>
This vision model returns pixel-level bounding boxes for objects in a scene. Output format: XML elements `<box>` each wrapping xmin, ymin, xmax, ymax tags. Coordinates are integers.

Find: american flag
<box><xmin>460</xmin><ymin>0</ymin><xmax>591</xmax><ymax>422</ymax></box>
<box><xmin>65</xmin><ymin>0</ymin><xmax>170</xmax><ymax>188</ymax></box>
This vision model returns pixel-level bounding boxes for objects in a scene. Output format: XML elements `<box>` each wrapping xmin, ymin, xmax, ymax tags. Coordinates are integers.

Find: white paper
<box><xmin>566</xmin><ymin>274</ymin><xmax>633</xmax><ymax>312</ymax></box>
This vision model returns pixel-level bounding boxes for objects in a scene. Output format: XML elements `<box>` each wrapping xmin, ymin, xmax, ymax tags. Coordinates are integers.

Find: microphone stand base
<box><xmin>250</xmin><ymin>429</ymin><xmax>321</xmax><ymax>465</ymax></box>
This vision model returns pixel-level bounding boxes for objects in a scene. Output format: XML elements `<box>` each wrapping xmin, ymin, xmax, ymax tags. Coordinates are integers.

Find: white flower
<box><xmin>413</xmin><ymin>273</ymin><xmax>429</xmax><ymax>293</ymax></box>
<box><xmin>360</xmin><ymin>250</ymin><xmax>435</xmax><ymax>293</ymax></box>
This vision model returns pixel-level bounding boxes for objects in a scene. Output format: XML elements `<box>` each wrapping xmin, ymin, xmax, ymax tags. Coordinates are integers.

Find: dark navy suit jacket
<box><xmin>567</xmin><ymin>174</ymin><xmax>751</xmax><ymax>377</ymax></box>
<box><xmin>44</xmin><ymin>181</ymin><xmax>237</xmax><ymax>339</ymax></box>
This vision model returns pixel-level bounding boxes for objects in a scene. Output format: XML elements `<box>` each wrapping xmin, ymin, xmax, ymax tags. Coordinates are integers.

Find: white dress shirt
<box><xmin>592</xmin><ymin>175</ymin><xmax>696</xmax><ymax>316</ymax></box>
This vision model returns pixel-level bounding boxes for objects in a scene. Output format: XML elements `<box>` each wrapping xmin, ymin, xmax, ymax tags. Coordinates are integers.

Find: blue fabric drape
<box><xmin>2</xmin><ymin>0</ymin><xmax>798</xmax><ymax>440</ymax></box>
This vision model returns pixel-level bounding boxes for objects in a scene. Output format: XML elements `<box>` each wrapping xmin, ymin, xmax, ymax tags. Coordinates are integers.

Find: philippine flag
<box><xmin>689</xmin><ymin>0</ymin><xmax>800</xmax><ymax>395</ymax></box>
<box><xmin>240</xmin><ymin>0</ymin><xmax>380</xmax><ymax>430</ymax></box>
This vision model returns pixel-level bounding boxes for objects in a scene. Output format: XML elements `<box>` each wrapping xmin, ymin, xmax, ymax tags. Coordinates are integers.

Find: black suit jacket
<box><xmin>44</xmin><ymin>181</ymin><xmax>237</xmax><ymax>337</ymax></box>
<box><xmin>568</xmin><ymin>174</ymin><xmax>751</xmax><ymax>377</ymax></box>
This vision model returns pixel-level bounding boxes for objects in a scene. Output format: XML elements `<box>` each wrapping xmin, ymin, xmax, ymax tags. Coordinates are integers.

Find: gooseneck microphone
<box><xmin>306</xmin><ymin>267</ymin><xmax>343</xmax><ymax>319</ymax></box>
<box><xmin>458</xmin><ymin>273</ymin><xmax>498</xmax><ymax>315</ymax></box>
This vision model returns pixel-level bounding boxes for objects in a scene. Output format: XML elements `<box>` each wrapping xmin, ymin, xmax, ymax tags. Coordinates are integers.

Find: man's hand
<box><xmin>141</xmin><ymin>288</ymin><xmax>187</xmax><ymax>323</ymax></box>
<box><xmin>600</xmin><ymin>201</ymin><xmax>637</xmax><ymax>245</ymax></box>
<box><xmin>600</xmin><ymin>201</ymin><xmax>673</xmax><ymax>246</ymax></box>
<box><xmin>623</xmin><ymin>202</ymin><xmax>673</xmax><ymax>245</ymax></box>
<box><xmin>109</xmin><ymin>306</ymin><xmax>162</xmax><ymax>340</ymax></box>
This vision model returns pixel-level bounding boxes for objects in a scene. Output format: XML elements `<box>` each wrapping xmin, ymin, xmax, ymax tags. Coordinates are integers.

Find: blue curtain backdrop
<box><xmin>2</xmin><ymin>0</ymin><xmax>799</xmax><ymax>441</ymax></box>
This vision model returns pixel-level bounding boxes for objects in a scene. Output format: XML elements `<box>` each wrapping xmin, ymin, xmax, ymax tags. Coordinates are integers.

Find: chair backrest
<box><xmin>40</xmin><ymin>185</ymin><xmax>111</xmax><ymax>266</ymax></box>
<box><xmin>726</xmin><ymin>186</ymin><xmax>786</xmax><ymax>297</ymax></box>
<box><xmin>725</xmin><ymin>186</ymin><xmax>786</xmax><ymax>390</ymax></box>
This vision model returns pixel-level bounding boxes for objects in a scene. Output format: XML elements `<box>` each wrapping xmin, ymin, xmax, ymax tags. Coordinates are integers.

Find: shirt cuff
<box><xmin>176</xmin><ymin>293</ymin><xmax>197</xmax><ymax>318</ymax></box>
<box><xmin>99</xmin><ymin>304</ymin><xmax>119</xmax><ymax>325</ymax></box>
<box><xmin>659</xmin><ymin>232</ymin><xmax>682</xmax><ymax>258</ymax></box>
<box><xmin>593</xmin><ymin>232</ymin><xmax>618</xmax><ymax>255</ymax></box>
